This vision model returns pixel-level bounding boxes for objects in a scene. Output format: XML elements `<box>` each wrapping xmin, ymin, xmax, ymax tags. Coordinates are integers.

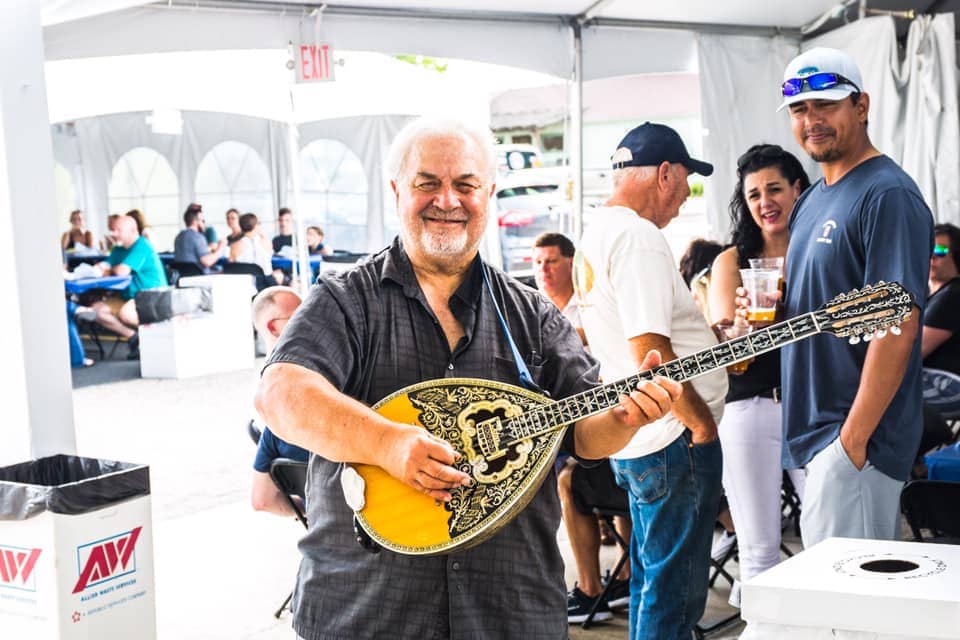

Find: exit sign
<box><xmin>296</xmin><ymin>43</ymin><xmax>335</xmax><ymax>83</ymax></box>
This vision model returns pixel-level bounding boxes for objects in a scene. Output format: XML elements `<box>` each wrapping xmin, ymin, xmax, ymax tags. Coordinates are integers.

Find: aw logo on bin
<box><xmin>72</xmin><ymin>526</ymin><xmax>142</xmax><ymax>593</ymax></box>
<box><xmin>0</xmin><ymin>545</ymin><xmax>42</xmax><ymax>591</ymax></box>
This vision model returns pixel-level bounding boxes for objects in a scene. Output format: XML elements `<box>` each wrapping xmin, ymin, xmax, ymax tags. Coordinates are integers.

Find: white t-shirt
<box><xmin>560</xmin><ymin>295</ymin><xmax>581</xmax><ymax>328</ymax></box>
<box><xmin>574</xmin><ymin>205</ymin><xmax>727</xmax><ymax>459</ymax></box>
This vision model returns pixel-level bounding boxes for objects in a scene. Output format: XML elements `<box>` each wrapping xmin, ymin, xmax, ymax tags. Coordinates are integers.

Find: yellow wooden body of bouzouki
<box><xmin>353</xmin><ymin>377</ymin><xmax>560</xmax><ymax>556</ymax></box>
<box><xmin>349</xmin><ymin>281</ymin><xmax>914</xmax><ymax>556</ymax></box>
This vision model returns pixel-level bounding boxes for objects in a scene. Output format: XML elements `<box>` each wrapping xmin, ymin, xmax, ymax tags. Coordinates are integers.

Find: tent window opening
<box><xmin>298</xmin><ymin>139</ymin><xmax>368</xmax><ymax>253</ymax></box>
<box><xmin>195</xmin><ymin>141</ymin><xmax>273</xmax><ymax>235</ymax></box>
<box><xmin>108</xmin><ymin>147</ymin><xmax>179</xmax><ymax>252</ymax></box>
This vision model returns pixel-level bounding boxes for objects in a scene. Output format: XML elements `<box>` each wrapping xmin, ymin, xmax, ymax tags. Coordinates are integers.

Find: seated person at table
<box><xmin>923</xmin><ymin>223</ymin><xmax>960</xmax><ymax>375</ymax></box>
<box><xmin>91</xmin><ymin>215</ymin><xmax>168</xmax><ymax>359</ymax></box>
<box><xmin>250</xmin><ymin>285</ymin><xmax>308</xmax><ymax>517</ymax></box>
<box><xmin>272</xmin><ymin>207</ymin><xmax>293</xmax><ymax>254</ymax></box>
<box><xmin>126</xmin><ymin>208</ymin><xmax>154</xmax><ymax>245</ymax></box>
<box><xmin>918</xmin><ymin>223</ymin><xmax>960</xmax><ymax>461</ymax></box>
<box><xmin>174</xmin><ymin>206</ymin><xmax>225</xmax><ymax>272</ymax></box>
<box><xmin>61</xmin><ymin>209</ymin><xmax>95</xmax><ymax>252</ymax></box>
<box><xmin>230</xmin><ymin>212</ymin><xmax>286</xmax><ymax>290</ymax></box>
<box><xmin>99</xmin><ymin>214</ymin><xmax>121</xmax><ymax>252</ymax></box>
<box><xmin>306</xmin><ymin>225</ymin><xmax>333</xmax><ymax>256</ymax></box>
<box><xmin>225</xmin><ymin>208</ymin><xmax>244</xmax><ymax>246</ymax></box>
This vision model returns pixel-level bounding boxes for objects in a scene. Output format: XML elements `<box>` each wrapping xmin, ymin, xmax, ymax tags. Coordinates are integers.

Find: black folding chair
<box><xmin>900</xmin><ymin>479</ymin><xmax>960</xmax><ymax>543</ymax></box>
<box><xmin>223</xmin><ymin>261</ymin><xmax>271</xmax><ymax>291</ymax></box>
<box><xmin>268</xmin><ymin>458</ymin><xmax>308</xmax><ymax>617</ymax></box>
<box><xmin>167</xmin><ymin>260</ymin><xmax>204</xmax><ymax>286</ymax></box>
<box><xmin>582</xmin><ymin>505</ymin><xmax>630</xmax><ymax>630</ymax></box>
<box><xmin>247</xmin><ymin>419</ymin><xmax>262</xmax><ymax>446</ymax></box>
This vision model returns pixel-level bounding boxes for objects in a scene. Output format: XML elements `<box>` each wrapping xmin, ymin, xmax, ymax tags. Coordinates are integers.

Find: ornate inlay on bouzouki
<box><xmin>352</xmin><ymin>281</ymin><xmax>914</xmax><ymax>555</ymax></box>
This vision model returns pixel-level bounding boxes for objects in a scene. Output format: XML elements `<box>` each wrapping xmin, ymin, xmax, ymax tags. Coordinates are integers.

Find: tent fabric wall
<box><xmin>51</xmin><ymin>110</ymin><xmax>411</xmax><ymax>252</ymax></box>
<box><xmin>808</xmin><ymin>14</ymin><xmax>960</xmax><ymax>225</ymax></box>
<box><xmin>696</xmin><ymin>33</ymin><xmax>803</xmax><ymax>242</ymax></box>
<box><xmin>581</xmin><ymin>25</ymin><xmax>698</xmax><ymax>78</ymax></box>
<box><xmin>42</xmin><ymin>5</ymin><xmax>574</xmax><ymax>79</ymax></box>
<box><xmin>52</xmin><ymin>111</ymin><xmax>293</xmax><ymax>243</ymax></box>
<box><xmin>297</xmin><ymin>114</ymin><xmax>413</xmax><ymax>251</ymax></box>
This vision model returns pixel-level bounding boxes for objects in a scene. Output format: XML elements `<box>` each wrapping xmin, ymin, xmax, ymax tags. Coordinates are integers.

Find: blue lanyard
<box><xmin>480</xmin><ymin>263</ymin><xmax>547</xmax><ymax>396</ymax></box>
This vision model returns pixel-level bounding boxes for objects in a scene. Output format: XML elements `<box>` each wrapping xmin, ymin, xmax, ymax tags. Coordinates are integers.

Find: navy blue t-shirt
<box><xmin>253</xmin><ymin>426</ymin><xmax>309</xmax><ymax>472</ymax></box>
<box><xmin>782</xmin><ymin>155</ymin><xmax>933</xmax><ymax>481</ymax></box>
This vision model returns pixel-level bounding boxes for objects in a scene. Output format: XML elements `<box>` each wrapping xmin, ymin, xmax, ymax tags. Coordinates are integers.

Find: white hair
<box><xmin>612</xmin><ymin>165</ymin><xmax>657</xmax><ymax>188</ymax></box>
<box><xmin>386</xmin><ymin>117</ymin><xmax>497</xmax><ymax>182</ymax></box>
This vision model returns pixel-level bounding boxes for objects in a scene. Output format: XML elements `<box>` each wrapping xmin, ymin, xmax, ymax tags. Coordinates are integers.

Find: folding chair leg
<box><xmin>582</xmin><ymin>513</ymin><xmax>630</xmax><ymax>630</ymax></box>
<box><xmin>274</xmin><ymin>590</ymin><xmax>293</xmax><ymax>619</ymax></box>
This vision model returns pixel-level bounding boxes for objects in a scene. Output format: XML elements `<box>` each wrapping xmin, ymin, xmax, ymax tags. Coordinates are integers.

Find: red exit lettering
<box><xmin>299</xmin><ymin>44</ymin><xmax>332</xmax><ymax>81</ymax></box>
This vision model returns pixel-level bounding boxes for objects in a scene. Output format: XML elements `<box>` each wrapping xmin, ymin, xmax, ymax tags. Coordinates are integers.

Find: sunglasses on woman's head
<box><xmin>781</xmin><ymin>72</ymin><xmax>862</xmax><ymax>98</ymax></box>
<box><xmin>736</xmin><ymin>145</ymin><xmax>785</xmax><ymax>171</ymax></box>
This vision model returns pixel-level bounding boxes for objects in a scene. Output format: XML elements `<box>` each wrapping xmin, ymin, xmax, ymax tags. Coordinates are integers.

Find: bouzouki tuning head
<box><xmin>876</xmin><ymin>329</ymin><xmax>887</xmax><ymax>339</ymax></box>
<box><xmin>890</xmin><ymin>325</ymin><xmax>902</xmax><ymax>336</ymax></box>
<box><xmin>849</xmin><ymin>335</ymin><xmax>861</xmax><ymax>345</ymax></box>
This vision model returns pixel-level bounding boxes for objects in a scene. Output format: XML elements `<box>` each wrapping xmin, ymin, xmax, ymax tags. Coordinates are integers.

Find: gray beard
<box><xmin>420</xmin><ymin>228</ymin><xmax>469</xmax><ymax>256</ymax></box>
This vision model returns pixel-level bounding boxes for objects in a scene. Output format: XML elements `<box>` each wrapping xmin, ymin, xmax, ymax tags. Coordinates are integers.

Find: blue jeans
<box><xmin>612</xmin><ymin>431</ymin><xmax>723</xmax><ymax>640</ymax></box>
<box><xmin>66</xmin><ymin>300</ymin><xmax>86</xmax><ymax>368</ymax></box>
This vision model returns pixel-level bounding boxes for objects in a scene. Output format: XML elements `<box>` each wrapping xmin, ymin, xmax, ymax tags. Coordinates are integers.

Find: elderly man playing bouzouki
<box><xmin>255</xmin><ymin>116</ymin><xmax>681</xmax><ymax>639</ymax></box>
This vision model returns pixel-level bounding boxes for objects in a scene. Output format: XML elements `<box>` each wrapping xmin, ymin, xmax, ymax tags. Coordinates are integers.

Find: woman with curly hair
<box><xmin>706</xmin><ymin>144</ymin><xmax>810</xmax><ymax>607</ymax></box>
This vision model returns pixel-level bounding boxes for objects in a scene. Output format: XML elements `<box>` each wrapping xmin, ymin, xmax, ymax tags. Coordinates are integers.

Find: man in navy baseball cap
<box><xmin>611</xmin><ymin>122</ymin><xmax>713</xmax><ymax>176</ymax></box>
<box><xmin>573</xmin><ymin>123</ymin><xmax>726</xmax><ymax>638</ymax></box>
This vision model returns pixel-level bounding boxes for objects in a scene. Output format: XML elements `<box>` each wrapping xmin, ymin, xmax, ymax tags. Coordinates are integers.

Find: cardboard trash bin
<box><xmin>0</xmin><ymin>455</ymin><xmax>156</xmax><ymax>639</ymax></box>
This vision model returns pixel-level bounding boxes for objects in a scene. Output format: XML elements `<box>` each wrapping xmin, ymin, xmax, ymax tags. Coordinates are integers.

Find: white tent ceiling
<box><xmin>36</xmin><ymin>0</ymin><xmax>907</xmax><ymax>31</ymax></box>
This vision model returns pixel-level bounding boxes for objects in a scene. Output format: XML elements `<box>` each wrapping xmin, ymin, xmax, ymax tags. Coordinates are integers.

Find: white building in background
<box><xmin>490</xmin><ymin>72</ymin><xmax>715</xmax><ymax>260</ymax></box>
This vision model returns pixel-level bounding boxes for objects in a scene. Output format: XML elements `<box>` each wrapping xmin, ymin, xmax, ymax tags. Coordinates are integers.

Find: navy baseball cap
<box><xmin>611</xmin><ymin>122</ymin><xmax>713</xmax><ymax>176</ymax></box>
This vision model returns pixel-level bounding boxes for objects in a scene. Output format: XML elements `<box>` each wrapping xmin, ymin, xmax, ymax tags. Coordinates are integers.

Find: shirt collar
<box><xmin>381</xmin><ymin>236</ymin><xmax>484</xmax><ymax>308</ymax></box>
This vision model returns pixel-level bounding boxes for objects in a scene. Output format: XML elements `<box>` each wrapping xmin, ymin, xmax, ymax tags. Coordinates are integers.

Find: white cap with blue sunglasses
<box><xmin>778</xmin><ymin>47</ymin><xmax>864</xmax><ymax>112</ymax></box>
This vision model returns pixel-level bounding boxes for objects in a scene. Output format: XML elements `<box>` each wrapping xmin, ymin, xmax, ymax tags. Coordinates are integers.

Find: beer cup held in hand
<box><xmin>739</xmin><ymin>268</ymin><xmax>780</xmax><ymax>324</ymax></box>
<box><xmin>714</xmin><ymin>321</ymin><xmax>754</xmax><ymax>374</ymax></box>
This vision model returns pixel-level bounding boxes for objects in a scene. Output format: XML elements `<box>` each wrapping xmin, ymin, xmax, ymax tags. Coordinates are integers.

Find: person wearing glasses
<box><xmin>922</xmin><ymin>224</ymin><xmax>960</xmax><ymax>373</ymax></box>
<box><xmin>707</xmin><ymin>144</ymin><xmax>810</xmax><ymax>607</ymax></box>
<box><xmin>767</xmin><ymin>47</ymin><xmax>933</xmax><ymax>548</ymax></box>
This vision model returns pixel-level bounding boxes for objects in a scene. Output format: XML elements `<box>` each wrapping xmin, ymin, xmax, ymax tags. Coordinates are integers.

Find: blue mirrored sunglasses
<box><xmin>781</xmin><ymin>72</ymin><xmax>862</xmax><ymax>98</ymax></box>
<box><xmin>933</xmin><ymin>244</ymin><xmax>950</xmax><ymax>257</ymax></box>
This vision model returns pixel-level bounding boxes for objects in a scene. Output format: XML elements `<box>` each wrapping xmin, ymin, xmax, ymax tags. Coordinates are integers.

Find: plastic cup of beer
<box><xmin>740</xmin><ymin>268</ymin><xmax>780</xmax><ymax>324</ymax></box>
<box><xmin>748</xmin><ymin>256</ymin><xmax>784</xmax><ymax>274</ymax></box>
<box><xmin>714</xmin><ymin>321</ymin><xmax>753</xmax><ymax>374</ymax></box>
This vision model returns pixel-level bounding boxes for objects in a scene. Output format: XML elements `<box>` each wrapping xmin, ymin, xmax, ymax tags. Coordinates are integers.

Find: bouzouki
<box><xmin>349</xmin><ymin>281</ymin><xmax>913</xmax><ymax>555</ymax></box>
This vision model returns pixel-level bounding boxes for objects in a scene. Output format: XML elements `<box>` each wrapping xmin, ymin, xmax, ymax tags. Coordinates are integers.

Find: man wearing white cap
<box><xmin>776</xmin><ymin>48</ymin><xmax>933</xmax><ymax>547</ymax></box>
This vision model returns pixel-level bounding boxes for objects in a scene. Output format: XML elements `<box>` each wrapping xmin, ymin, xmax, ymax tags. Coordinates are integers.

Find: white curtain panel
<box><xmin>805</xmin><ymin>14</ymin><xmax>960</xmax><ymax>224</ymax></box>
<box><xmin>901</xmin><ymin>15</ymin><xmax>960</xmax><ymax>224</ymax></box>
<box><xmin>696</xmin><ymin>33</ymin><xmax>803</xmax><ymax>243</ymax></box>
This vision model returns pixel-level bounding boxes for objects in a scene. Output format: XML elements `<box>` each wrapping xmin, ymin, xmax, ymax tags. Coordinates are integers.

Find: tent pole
<box><xmin>570</xmin><ymin>19</ymin><xmax>583</xmax><ymax>243</ymax></box>
<box><xmin>287</xmin><ymin>88</ymin><xmax>310</xmax><ymax>299</ymax></box>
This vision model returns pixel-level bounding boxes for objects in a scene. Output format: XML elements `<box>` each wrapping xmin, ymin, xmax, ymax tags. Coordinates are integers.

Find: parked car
<box><xmin>495</xmin><ymin>144</ymin><xmax>543</xmax><ymax>174</ymax></box>
<box><xmin>494</xmin><ymin>170</ymin><xmax>571</xmax><ymax>274</ymax></box>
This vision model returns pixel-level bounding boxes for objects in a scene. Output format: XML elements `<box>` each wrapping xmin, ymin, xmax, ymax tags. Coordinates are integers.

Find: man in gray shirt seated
<box><xmin>173</xmin><ymin>206</ymin><xmax>225</xmax><ymax>273</ymax></box>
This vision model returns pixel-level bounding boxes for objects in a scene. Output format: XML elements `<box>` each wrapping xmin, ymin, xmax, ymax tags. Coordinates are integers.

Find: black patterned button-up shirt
<box><xmin>266</xmin><ymin>238</ymin><xmax>599</xmax><ymax>640</ymax></box>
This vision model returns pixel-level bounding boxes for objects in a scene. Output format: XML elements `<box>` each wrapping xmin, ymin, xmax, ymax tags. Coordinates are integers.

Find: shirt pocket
<box><xmin>493</xmin><ymin>356</ymin><xmax>544</xmax><ymax>391</ymax></box>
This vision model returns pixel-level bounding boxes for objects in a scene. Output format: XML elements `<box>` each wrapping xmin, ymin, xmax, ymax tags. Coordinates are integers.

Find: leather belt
<box><xmin>758</xmin><ymin>387</ymin><xmax>781</xmax><ymax>404</ymax></box>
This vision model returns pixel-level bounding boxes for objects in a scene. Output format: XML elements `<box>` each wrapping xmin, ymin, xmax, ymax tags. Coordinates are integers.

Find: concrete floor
<box><xmin>69</xmin><ymin>354</ymin><xmax>791</xmax><ymax>639</ymax></box>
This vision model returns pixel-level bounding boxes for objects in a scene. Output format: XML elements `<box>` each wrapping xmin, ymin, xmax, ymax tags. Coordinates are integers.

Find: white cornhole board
<box><xmin>742</xmin><ymin>537</ymin><xmax>960</xmax><ymax>639</ymax></box>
